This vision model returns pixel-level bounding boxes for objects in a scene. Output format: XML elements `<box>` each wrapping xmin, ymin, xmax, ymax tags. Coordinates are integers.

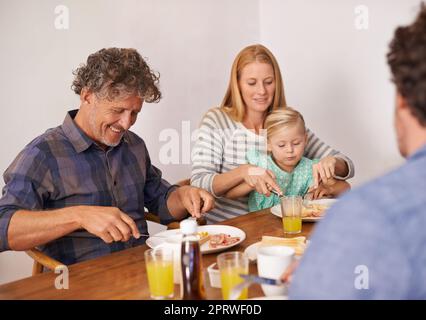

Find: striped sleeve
<box><xmin>191</xmin><ymin>109</ymin><xmax>225</xmax><ymax>196</ymax></box>
<box><xmin>304</xmin><ymin>128</ymin><xmax>355</xmax><ymax>180</ymax></box>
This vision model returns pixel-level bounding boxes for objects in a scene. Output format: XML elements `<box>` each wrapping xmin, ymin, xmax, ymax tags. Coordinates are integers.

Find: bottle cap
<box><xmin>180</xmin><ymin>218</ymin><xmax>198</xmax><ymax>235</ymax></box>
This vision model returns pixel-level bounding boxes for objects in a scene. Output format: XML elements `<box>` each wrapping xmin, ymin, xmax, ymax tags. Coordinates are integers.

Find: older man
<box><xmin>0</xmin><ymin>48</ymin><xmax>214</xmax><ymax>265</ymax></box>
<box><xmin>288</xmin><ymin>6</ymin><xmax>426</xmax><ymax>299</ymax></box>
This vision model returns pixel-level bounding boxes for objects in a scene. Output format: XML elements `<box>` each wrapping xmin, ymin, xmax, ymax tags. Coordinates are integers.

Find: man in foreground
<box><xmin>288</xmin><ymin>5</ymin><xmax>426</xmax><ymax>299</ymax></box>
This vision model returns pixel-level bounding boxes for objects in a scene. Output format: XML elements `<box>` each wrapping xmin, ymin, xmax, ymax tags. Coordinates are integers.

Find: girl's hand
<box><xmin>312</xmin><ymin>156</ymin><xmax>337</xmax><ymax>188</ymax></box>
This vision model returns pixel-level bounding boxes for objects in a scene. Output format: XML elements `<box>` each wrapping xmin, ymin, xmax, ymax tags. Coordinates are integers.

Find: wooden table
<box><xmin>0</xmin><ymin>209</ymin><xmax>315</xmax><ymax>300</ymax></box>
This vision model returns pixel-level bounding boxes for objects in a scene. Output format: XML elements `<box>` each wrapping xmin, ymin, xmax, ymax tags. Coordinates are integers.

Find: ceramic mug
<box><xmin>257</xmin><ymin>245</ymin><xmax>295</xmax><ymax>297</ymax></box>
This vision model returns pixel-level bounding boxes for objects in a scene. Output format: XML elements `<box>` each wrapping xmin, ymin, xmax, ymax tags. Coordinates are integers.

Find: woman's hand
<box><xmin>310</xmin><ymin>181</ymin><xmax>335</xmax><ymax>199</ymax></box>
<box><xmin>242</xmin><ymin>164</ymin><xmax>282</xmax><ymax>197</ymax></box>
<box><xmin>312</xmin><ymin>156</ymin><xmax>337</xmax><ymax>188</ymax></box>
<box><xmin>308</xmin><ymin>177</ymin><xmax>351</xmax><ymax>200</ymax></box>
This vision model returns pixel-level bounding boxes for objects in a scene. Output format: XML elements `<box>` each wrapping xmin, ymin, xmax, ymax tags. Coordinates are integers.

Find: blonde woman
<box><xmin>191</xmin><ymin>44</ymin><xmax>354</xmax><ymax>223</ymax></box>
<box><xmin>225</xmin><ymin>108</ymin><xmax>351</xmax><ymax>212</ymax></box>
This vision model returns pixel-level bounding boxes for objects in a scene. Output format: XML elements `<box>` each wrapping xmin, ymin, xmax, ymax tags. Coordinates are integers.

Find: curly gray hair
<box><xmin>72</xmin><ymin>48</ymin><xmax>161</xmax><ymax>102</ymax></box>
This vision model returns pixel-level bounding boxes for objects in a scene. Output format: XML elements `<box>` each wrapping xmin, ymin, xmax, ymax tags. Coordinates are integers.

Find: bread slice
<box><xmin>260</xmin><ymin>235</ymin><xmax>306</xmax><ymax>255</ymax></box>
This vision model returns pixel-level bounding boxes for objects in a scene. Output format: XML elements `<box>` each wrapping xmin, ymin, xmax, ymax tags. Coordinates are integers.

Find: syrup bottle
<box><xmin>180</xmin><ymin>219</ymin><xmax>206</xmax><ymax>300</ymax></box>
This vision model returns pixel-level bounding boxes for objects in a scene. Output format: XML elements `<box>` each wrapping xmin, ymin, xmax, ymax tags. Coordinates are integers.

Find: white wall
<box><xmin>0</xmin><ymin>0</ymin><xmax>421</xmax><ymax>285</ymax></box>
<box><xmin>0</xmin><ymin>0</ymin><xmax>260</xmax><ymax>284</ymax></box>
<box><xmin>260</xmin><ymin>0</ymin><xmax>422</xmax><ymax>186</ymax></box>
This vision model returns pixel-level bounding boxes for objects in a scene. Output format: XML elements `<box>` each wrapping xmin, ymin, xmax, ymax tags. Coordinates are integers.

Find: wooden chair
<box><xmin>25</xmin><ymin>248</ymin><xmax>63</xmax><ymax>275</ymax></box>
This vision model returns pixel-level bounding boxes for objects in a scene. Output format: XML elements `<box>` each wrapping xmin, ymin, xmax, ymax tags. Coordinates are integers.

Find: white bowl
<box><xmin>207</xmin><ymin>263</ymin><xmax>221</xmax><ymax>288</ymax></box>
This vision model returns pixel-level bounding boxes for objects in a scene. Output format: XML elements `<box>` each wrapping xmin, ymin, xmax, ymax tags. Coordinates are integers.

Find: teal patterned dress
<box><xmin>247</xmin><ymin>149</ymin><xmax>320</xmax><ymax>212</ymax></box>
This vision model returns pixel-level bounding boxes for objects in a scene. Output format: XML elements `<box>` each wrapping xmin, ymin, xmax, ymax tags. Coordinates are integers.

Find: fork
<box><xmin>270</xmin><ymin>189</ymin><xmax>284</xmax><ymax>199</ymax></box>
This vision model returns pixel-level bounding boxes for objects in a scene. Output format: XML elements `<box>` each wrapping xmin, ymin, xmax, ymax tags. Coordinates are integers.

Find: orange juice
<box><xmin>146</xmin><ymin>260</ymin><xmax>174</xmax><ymax>299</ymax></box>
<box><xmin>282</xmin><ymin>216</ymin><xmax>302</xmax><ymax>234</ymax></box>
<box><xmin>220</xmin><ymin>267</ymin><xmax>248</xmax><ymax>300</ymax></box>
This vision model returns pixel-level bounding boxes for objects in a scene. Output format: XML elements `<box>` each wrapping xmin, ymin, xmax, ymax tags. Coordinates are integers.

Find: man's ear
<box><xmin>396</xmin><ymin>92</ymin><xmax>409</xmax><ymax>112</ymax></box>
<box><xmin>80</xmin><ymin>88</ymin><xmax>95</xmax><ymax>106</ymax></box>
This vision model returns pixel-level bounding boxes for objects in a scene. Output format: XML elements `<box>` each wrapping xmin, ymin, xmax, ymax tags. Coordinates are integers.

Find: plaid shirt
<box><xmin>0</xmin><ymin>110</ymin><xmax>176</xmax><ymax>265</ymax></box>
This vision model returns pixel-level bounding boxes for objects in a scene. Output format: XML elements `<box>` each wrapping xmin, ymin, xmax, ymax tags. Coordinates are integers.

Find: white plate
<box><xmin>270</xmin><ymin>198</ymin><xmax>337</xmax><ymax>222</ymax></box>
<box><xmin>146</xmin><ymin>225</ymin><xmax>246</xmax><ymax>254</ymax></box>
<box><xmin>244</xmin><ymin>242</ymin><xmax>261</xmax><ymax>262</ymax></box>
<box><xmin>244</xmin><ymin>241</ymin><xmax>307</xmax><ymax>262</ymax></box>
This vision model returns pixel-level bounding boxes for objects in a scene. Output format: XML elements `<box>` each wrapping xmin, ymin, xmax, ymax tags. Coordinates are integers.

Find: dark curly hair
<box><xmin>387</xmin><ymin>4</ymin><xmax>426</xmax><ymax>127</ymax></box>
<box><xmin>72</xmin><ymin>48</ymin><xmax>161</xmax><ymax>102</ymax></box>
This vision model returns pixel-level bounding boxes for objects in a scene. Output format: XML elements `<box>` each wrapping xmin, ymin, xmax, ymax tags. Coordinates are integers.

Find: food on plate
<box><xmin>195</xmin><ymin>231</ymin><xmax>211</xmax><ymax>245</ymax></box>
<box><xmin>197</xmin><ymin>231</ymin><xmax>209</xmax><ymax>238</ymax></box>
<box><xmin>209</xmin><ymin>233</ymin><xmax>241</xmax><ymax>248</ymax></box>
<box><xmin>302</xmin><ymin>203</ymin><xmax>328</xmax><ymax>218</ymax></box>
<box><xmin>260</xmin><ymin>235</ymin><xmax>306</xmax><ymax>256</ymax></box>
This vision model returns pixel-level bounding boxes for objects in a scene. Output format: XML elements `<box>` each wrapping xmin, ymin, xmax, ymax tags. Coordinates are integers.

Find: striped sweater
<box><xmin>191</xmin><ymin>108</ymin><xmax>354</xmax><ymax>224</ymax></box>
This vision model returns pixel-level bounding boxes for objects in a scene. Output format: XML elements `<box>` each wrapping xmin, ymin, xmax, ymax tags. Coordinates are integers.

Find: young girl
<box><xmin>225</xmin><ymin>108</ymin><xmax>350</xmax><ymax>212</ymax></box>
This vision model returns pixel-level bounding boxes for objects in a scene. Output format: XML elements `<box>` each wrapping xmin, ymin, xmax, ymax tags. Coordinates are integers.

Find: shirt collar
<box><xmin>61</xmin><ymin>109</ymin><xmax>131</xmax><ymax>153</ymax></box>
<box><xmin>407</xmin><ymin>142</ymin><xmax>426</xmax><ymax>162</ymax></box>
<box><xmin>62</xmin><ymin>110</ymin><xmax>94</xmax><ymax>153</ymax></box>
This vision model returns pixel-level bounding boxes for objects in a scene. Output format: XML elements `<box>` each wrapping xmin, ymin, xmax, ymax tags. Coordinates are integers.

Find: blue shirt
<box><xmin>0</xmin><ymin>110</ymin><xmax>176</xmax><ymax>265</ymax></box>
<box><xmin>289</xmin><ymin>143</ymin><xmax>426</xmax><ymax>299</ymax></box>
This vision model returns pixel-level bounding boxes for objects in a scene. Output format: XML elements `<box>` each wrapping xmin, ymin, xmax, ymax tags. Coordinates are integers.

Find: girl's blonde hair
<box><xmin>264</xmin><ymin>107</ymin><xmax>306</xmax><ymax>141</ymax></box>
<box><xmin>220</xmin><ymin>44</ymin><xmax>287</xmax><ymax>122</ymax></box>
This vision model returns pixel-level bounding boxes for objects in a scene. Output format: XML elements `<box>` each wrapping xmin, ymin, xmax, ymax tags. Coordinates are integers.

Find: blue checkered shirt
<box><xmin>0</xmin><ymin>110</ymin><xmax>176</xmax><ymax>265</ymax></box>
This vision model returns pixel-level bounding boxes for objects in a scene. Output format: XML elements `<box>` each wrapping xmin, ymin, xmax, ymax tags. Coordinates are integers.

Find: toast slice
<box><xmin>260</xmin><ymin>235</ymin><xmax>306</xmax><ymax>255</ymax></box>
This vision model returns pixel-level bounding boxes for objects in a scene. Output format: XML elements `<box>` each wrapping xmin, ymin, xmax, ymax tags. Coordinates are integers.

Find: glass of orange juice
<box><xmin>281</xmin><ymin>195</ymin><xmax>303</xmax><ymax>234</ymax></box>
<box><xmin>144</xmin><ymin>247</ymin><xmax>174</xmax><ymax>299</ymax></box>
<box><xmin>217</xmin><ymin>251</ymin><xmax>249</xmax><ymax>300</ymax></box>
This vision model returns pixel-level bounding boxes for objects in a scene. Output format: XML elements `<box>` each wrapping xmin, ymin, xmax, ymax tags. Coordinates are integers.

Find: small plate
<box><xmin>146</xmin><ymin>225</ymin><xmax>246</xmax><ymax>254</ymax></box>
<box><xmin>244</xmin><ymin>242</ymin><xmax>261</xmax><ymax>262</ymax></box>
<box><xmin>270</xmin><ymin>198</ymin><xmax>337</xmax><ymax>222</ymax></box>
<box><xmin>244</xmin><ymin>241</ymin><xmax>307</xmax><ymax>262</ymax></box>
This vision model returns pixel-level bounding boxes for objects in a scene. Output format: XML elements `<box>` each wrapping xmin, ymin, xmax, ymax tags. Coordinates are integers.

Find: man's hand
<box><xmin>176</xmin><ymin>186</ymin><xmax>215</xmax><ymax>218</ymax></box>
<box><xmin>243</xmin><ymin>164</ymin><xmax>282</xmax><ymax>197</ymax></box>
<box><xmin>280</xmin><ymin>260</ymin><xmax>299</xmax><ymax>284</ymax></box>
<box><xmin>76</xmin><ymin>206</ymin><xmax>140</xmax><ymax>243</ymax></box>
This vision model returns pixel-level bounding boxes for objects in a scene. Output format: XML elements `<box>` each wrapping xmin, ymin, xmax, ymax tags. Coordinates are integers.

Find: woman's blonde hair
<box><xmin>264</xmin><ymin>107</ymin><xmax>306</xmax><ymax>141</ymax></box>
<box><xmin>220</xmin><ymin>44</ymin><xmax>287</xmax><ymax>122</ymax></box>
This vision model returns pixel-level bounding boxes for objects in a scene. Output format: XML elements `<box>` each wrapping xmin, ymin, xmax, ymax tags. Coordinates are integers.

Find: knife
<box><xmin>239</xmin><ymin>274</ymin><xmax>285</xmax><ymax>286</ymax></box>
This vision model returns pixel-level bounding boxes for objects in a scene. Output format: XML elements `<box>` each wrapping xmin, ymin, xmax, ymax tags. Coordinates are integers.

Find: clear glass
<box><xmin>217</xmin><ymin>251</ymin><xmax>249</xmax><ymax>300</ymax></box>
<box><xmin>281</xmin><ymin>195</ymin><xmax>303</xmax><ymax>234</ymax></box>
<box><xmin>144</xmin><ymin>247</ymin><xmax>174</xmax><ymax>299</ymax></box>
